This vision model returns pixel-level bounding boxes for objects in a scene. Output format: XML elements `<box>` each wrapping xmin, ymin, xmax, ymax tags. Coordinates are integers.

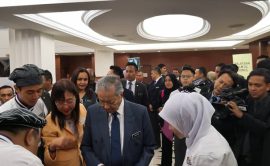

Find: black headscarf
<box><xmin>161</xmin><ymin>74</ymin><xmax>180</xmax><ymax>105</ymax></box>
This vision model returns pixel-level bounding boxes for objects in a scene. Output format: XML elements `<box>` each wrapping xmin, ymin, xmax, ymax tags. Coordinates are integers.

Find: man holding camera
<box><xmin>209</xmin><ymin>70</ymin><xmax>240</xmax><ymax>150</ymax></box>
<box><xmin>227</xmin><ymin>68</ymin><xmax>270</xmax><ymax>166</ymax></box>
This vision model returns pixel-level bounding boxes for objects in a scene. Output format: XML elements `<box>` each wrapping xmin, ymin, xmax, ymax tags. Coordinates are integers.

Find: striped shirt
<box><xmin>0</xmin><ymin>95</ymin><xmax>47</xmax><ymax>118</ymax></box>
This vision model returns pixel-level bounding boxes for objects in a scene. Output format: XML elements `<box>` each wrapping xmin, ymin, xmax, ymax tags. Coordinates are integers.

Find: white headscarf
<box><xmin>159</xmin><ymin>92</ymin><xmax>215</xmax><ymax>148</ymax></box>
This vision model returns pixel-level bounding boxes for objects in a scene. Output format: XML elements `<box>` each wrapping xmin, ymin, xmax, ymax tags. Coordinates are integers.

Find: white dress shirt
<box><xmin>0</xmin><ymin>96</ymin><xmax>48</xmax><ymax>118</ymax></box>
<box><xmin>126</xmin><ymin>80</ymin><xmax>136</xmax><ymax>94</ymax></box>
<box><xmin>0</xmin><ymin>135</ymin><xmax>44</xmax><ymax>166</ymax></box>
<box><xmin>155</xmin><ymin>76</ymin><xmax>163</xmax><ymax>84</ymax></box>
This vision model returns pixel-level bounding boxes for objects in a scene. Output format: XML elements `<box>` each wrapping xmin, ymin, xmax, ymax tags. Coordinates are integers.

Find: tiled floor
<box><xmin>149</xmin><ymin>147</ymin><xmax>175</xmax><ymax>166</ymax></box>
<box><xmin>149</xmin><ymin>148</ymin><xmax>162</xmax><ymax>165</ymax></box>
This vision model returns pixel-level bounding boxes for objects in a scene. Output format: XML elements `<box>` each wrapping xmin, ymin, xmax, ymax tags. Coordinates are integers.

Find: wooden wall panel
<box><xmin>114</xmin><ymin>54</ymin><xmax>129</xmax><ymax>68</ymax></box>
<box><xmin>267</xmin><ymin>43</ymin><xmax>270</xmax><ymax>56</ymax></box>
<box><xmin>115</xmin><ymin>49</ymin><xmax>249</xmax><ymax>71</ymax></box>
<box><xmin>249</xmin><ymin>41</ymin><xmax>270</xmax><ymax>68</ymax></box>
<box><xmin>55</xmin><ymin>55</ymin><xmax>61</xmax><ymax>81</ymax></box>
<box><xmin>56</xmin><ymin>49</ymin><xmax>250</xmax><ymax>83</ymax></box>
<box><xmin>59</xmin><ymin>55</ymin><xmax>93</xmax><ymax>79</ymax></box>
<box><xmin>115</xmin><ymin>49</ymin><xmax>249</xmax><ymax>83</ymax></box>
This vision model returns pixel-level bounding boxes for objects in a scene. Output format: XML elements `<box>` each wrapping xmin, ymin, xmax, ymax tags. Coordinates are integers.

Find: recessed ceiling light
<box><xmin>112</xmin><ymin>34</ymin><xmax>126</xmax><ymax>38</ymax></box>
<box><xmin>219</xmin><ymin>1</ymin><xmax>270</xmax><ymax>40</ymax></box>
<box><xmin>137</xmin><ymin>14</ymin><xmax>210</xmax><ymax>41</ymax></box>
<box><xmin>228</xmin><ymin>24</ymin><xmax>245</xmax><ymax>28</ymax></box>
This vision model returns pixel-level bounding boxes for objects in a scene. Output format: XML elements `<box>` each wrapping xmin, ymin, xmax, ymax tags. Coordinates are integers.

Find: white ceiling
<box><xmin>0</xmin><ymin>0</ymin><xmax>270</xmax><ymax>53</ymax></box>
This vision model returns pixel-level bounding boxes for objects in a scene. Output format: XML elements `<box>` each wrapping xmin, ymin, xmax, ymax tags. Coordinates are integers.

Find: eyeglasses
<box><xmin>181</xmin><ymin>75</ymin><xmax>193</xmax><ymax>79</ymax></box>
<box><xmin>55</xmin><ymin>98</ymin><xmax>76</xmax><ymax>106</ymax></box>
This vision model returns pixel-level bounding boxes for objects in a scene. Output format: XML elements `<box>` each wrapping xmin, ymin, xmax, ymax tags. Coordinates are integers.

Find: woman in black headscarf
<box><xmin>158</xmin><ymin>73</ymin><xmax>180</xmax><ymax>166</ymax></box>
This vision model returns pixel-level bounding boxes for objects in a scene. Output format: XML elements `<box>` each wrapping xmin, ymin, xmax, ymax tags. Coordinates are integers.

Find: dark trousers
<box><xmin>148</xmin><ymin>111</ymin><xmax>161</xmax><ymax>147</ymax></box>
<box><xmin>174</xmin><ymin>137</ymin><xmax>186</xmax><ymax>166</ymax></box>
<box><xmin>161</xmin><ymin>133</ymin><xmax>172</xmax><ymax>166</ymax></box>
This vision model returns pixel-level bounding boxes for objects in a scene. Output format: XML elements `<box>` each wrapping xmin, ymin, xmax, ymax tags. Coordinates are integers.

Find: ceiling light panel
<box><xmin>108</xmin><ymin>41</ymin><xmax>242</xmax><ymax>51</ymax></box>
<box><xmin>137</xmin><ymin>14</ymin><xmax>210</xmax><ymax>41</ymax></box>
<box><xmin>16</xmin><ymin>11</ymin><xmax>129</xmax><ymax>45</ymax></box>
<box><xmin>13</xmin><ymin>1</ymin><xmax>270</xmax><ymax>51</ymax></box>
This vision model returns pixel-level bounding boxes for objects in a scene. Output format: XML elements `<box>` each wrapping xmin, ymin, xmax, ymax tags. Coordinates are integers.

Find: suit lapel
<box><xmin>123</xmin><ymin>80</ymin><xmax>127</xmax><ymax>88</ymax></box>
<box><xmin>134</xmin><ymin>81</ymin><xmax>139</xmax><ymax>97</ymax></box>
<box><xmin>123</xmin><ymin>101</ymin><xmax>135</xmax><ymax>160</ymax></box>
<box><xmin>148</xmin><ymin>81</ymin><xmax>155</xmax><ymax>92</ymax></box>
<box><xmin>155</xmin><ymin>78</ymin><xmax>162</xmax><ymax>87</ymax></box>
<box><xmin>96</xmin><ymin>107</ymin><xmax>111</xmax><ymax>162</ymax></box>
<box><xmin>155</xmin><ymin>77</ymin><xmax>164</xmax><ymax>89</ymax></box>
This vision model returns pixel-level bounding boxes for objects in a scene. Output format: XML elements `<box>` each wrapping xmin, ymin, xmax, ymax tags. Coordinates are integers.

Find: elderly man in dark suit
<box><xmin>123</xmin><ymin>62</ymin><xmax>149</xmax><ymax>108</ymax></box>
<box><xmin>81</xmin><ymin>75</ymin><xmax>155</xmax><ymax>166</ymax></box>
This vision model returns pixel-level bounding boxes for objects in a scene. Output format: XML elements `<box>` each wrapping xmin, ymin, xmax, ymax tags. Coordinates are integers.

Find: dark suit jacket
<box><xmin>123</xmin><ymin>88</ymin><xmax>134</xmax><ymax>102</ymax></box>
<box><xmin>238</xmin><ymin>94</ymin><xmax>270</xmax><ymax>166</ymax></box>
<box><xmin>81</xmin><ymin>100</ymin><xmax>156</xmax><ymax>166</ymax></box>
<box><xmin>148</xmin><ymin>77</ymin><xmax>164</xmax><ymax>110</ymax></box>
<box><xmin>41</xmin><ymin>91</ymin><xmax>52</xmax><ymax>114</ymax></box>
<box><xmin>122</xmin><ymin>80</ymin><xmax>149</xmax><ymax>107</ymax></box>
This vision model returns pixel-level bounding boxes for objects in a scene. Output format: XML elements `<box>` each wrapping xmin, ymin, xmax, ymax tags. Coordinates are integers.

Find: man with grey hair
<box><xmin>81</xmin><ymin>75</ymin><xmax>155</xmax><ymax>166</ymax></box>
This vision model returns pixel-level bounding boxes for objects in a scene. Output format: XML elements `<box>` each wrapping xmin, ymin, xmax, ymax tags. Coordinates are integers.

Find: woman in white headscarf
<box><xmin>159</xmin><ymin>92</ymin><xmax>237</xmax><ymax>166</ymax></box>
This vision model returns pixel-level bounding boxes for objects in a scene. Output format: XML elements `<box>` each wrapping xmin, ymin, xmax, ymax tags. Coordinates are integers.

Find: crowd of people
<box><xmin>0</xmin><ymin>55</ymin><xmax>270</xmax><ymax>166</ymax></box>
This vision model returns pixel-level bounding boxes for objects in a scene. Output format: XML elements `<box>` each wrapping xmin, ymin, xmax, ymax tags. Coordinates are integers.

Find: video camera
<box><xmin>212</xmin><ymin>88</ymin><xmax>248</xmax><ymax>119</ymax></box>
<box><xmin>179</xmin><ymin>80</ymin><xmax>209</xmax><ymax>93</ymax></box>
<box><xmin>179</xmin><ymin>80</ymin><xmax>212</xmax><ymax>98</ymax></box>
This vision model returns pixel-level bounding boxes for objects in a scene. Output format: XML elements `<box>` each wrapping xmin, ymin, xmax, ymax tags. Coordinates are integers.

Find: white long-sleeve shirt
<box><xmin>183</xmin><ymin>126</ymin><xmax>237</xmax><ymax>166</ymax></box>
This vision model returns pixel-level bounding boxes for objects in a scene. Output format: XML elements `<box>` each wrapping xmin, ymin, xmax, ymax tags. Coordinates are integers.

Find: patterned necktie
<box><xmin>111</xmin><ymin>112</ymin><xmax>122</xmax><ymax>166</ymax></box>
